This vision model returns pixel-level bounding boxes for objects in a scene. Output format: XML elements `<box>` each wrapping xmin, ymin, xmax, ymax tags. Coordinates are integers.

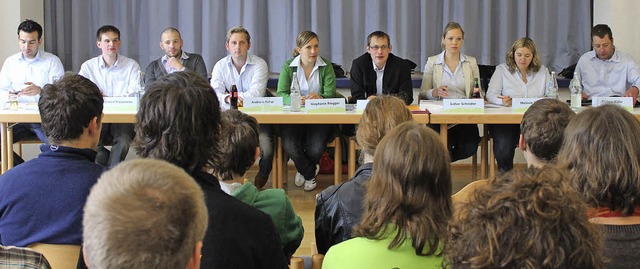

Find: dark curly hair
<box><xmin>446</xmin><ymin>167</ymin><xmax>604</xmax><ymax>269</ymax></box>
<box><xmin>133</xmin><ymin>71</ymin><xmax>221</xmax><ymax>174</ymax></box>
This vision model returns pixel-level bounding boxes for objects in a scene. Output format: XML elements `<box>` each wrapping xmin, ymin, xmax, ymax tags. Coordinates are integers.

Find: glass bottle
<box><xmin>546</xmin><ymin>71</ymin><xmax>559</xmax><ymax>99</ymax></box>
<box><xmin>471</xmin><ymin>78</ymin><xmax>482</xmax><ymax>99</ymax></box>
<box><xmin>290</xmin><ymin>72</ymin><xmax>301</xmax><ymax>112</ymax></box>
<box><xmin>569</xmin><ymin>72</ymin><xmax>582</xmax><ymax>109</ymax></box>
<box><xmin>230</xmin><ymin>85</ymin><xmax>238</xmax><ymax>109</ymax></box>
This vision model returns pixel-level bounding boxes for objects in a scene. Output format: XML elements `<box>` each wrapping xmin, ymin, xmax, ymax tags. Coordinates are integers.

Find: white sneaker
<box><xmin>304</xmin><ymin>178</ymin><xmax>317</xmax><ymax>191</ymax></box>
<box><xmin>294</xmin><ymin>172</ymin><xmax>305</xmax><ymax>187</ymax></box>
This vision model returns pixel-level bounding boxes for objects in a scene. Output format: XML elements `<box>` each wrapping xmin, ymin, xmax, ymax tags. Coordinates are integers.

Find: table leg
<box><xmin>7</xmin><ymin>124</ymin><xmax>13</xmax><ymax>169</ymax></box>
<box><xmin>1</xmin><ymin>123</ymin><xmax>7</xmax><ymax>174</ymax></box>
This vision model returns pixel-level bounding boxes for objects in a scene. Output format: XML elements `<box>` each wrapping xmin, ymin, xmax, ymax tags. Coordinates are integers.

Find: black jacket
<box><xmin>314</xmin><ymin>163</ymin><xmax>373</xmax><ymax>254</ymax></box>
<box><xmin>350</xmin><ymin>53</ymin><xmax>414</xmax><ymax>105</ymax></box>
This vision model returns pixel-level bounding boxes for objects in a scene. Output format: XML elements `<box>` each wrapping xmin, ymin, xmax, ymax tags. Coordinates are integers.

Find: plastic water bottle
<box><xmin>546</xmin><ymin>71</ymin><xmax>559</xmax><ymax>99</ymax></box>
<box><xmin>290</xmin><ymin>72</ymin><xmax>301</xmax><ymax>112</ymax></box>
<box><xmin>569</xmin><ymin>72</ymin><xmax>582</xmax><ymax>109</ymax></box>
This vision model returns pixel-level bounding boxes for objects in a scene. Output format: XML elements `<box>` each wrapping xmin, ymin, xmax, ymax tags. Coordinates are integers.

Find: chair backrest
<box><xmin>28</xmin><ymin>244</ymin><xmax>80</xmax><ymax>269</ymax></box>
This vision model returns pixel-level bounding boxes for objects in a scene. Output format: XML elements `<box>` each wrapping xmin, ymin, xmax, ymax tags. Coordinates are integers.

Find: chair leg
<box><xmin>471</xmin><ymin>153</ymin><xmax>478</xmax><ymax>180</ymax></box>
<box><xmin>481</xmin><ymin>126</ymin><xmax>489</xmax><ymax>179</ymax></box>
<box><xmin>275</xmin><ymin>137</ymin><xmax>284</xmax><ymax>189</ymax></box>
<box><xmin>348</xmin><ymin>137</ymin><xmax>356</xmax><ymax>179</ymax></box>
<box><xmin>489</xmin><ymin>138</ymin><xmax>496</xmax><ymax>179</ymax></box>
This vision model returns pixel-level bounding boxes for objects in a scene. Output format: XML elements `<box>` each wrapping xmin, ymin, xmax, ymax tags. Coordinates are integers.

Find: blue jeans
<box><xmin>256</xmin><ymin>124</ymin><xmax>275</xmax><ymax>179</ymax></box>
<box><xmin>96</xmin><ymin>123</ymin><xmax>134</xmax><ymax>168</ymax></box>
<box><xmin>9</xmin><ymin>123</ymin><xmax>47</xmax><ymax>165</ymax></box>
<box><xmin>281</xmin><ymin>124</ymin><xmax>334</xmax><ymax>180</ymax></box>
<box><xmin>488</xmin><ymin>124</ymin><xmax>520</xmax><ymax>172</ymax></box>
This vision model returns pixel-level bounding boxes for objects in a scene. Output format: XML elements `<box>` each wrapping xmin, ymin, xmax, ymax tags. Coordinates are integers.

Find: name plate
<box><xmin>442</xmin><ymin>99</ymin><xmax>484</xmax><ymax>113</ymax></box>
<box><xmin>103</xmin><ymin>97</ymin><xmax>137</xmax><ymax>112</ymax></box>
<box><xmin>512</xmin><ymin>98</ymin><xmax>542</xmax><ymax>113</ymax></box>
<box><xmin>306</xmin><ymin>98</ymin><xmax>346</xmax><ymax>113</ymax></box>
<box><xmin>592</xmin><ymin>97</ymin><xmax>633</xmax><ymax>111</ymax></box>
<box><xmin>356</xmin><ymin>100</ymin><xmax>369</xmax><ymax>113</ymax></box>
<box><xmin>242</xmin><ymin>97</ymin><xmax>283</xmax><ymax>112</ymax></box>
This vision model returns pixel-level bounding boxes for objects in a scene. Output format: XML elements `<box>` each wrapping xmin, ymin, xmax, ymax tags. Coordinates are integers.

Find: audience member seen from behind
<box><xmin>447</xmin><ymin>167</ymin><xmax>604</xmax><ymax>269</ymax></box>
<box><xmin>144</xmin><ymin>27</ymin><xmax>208</xmax><ymax>84</ymax></box>
<box><xmin>0</xmin><ymin>19</ymin><xmax>65</xmax><ymax>164</ymax></box>
<box><xmin>276</xmin><ymin>30</ymin><xmax>337</xmax><ymax>191</ymax></box>
<box><xmin>486</xmin><ymin>37</ymin><xmax>550</xmax><ymax>172</ymax></box>
<box><xmin>575</xmin><ymin>24</ymin><xmax>640</xmax><ymax>103</ymax></box>
<box><xmin>0</xmin><ymin>75</ymin><xmax>105</xmax><ymax>247</ymax></box>
<box><xmin>557</xmin><ymin>104</ymin><xmax>640</xmax><ymax>269</ymax></box>
<box><xmin>82</xmin><ymin>159</ymin><xmax>207</xmax><ymax>269</ymax></box>
<box><xmin>133</xmin><ymin>71</ymin><xmax>287</xmax><ymax>269</ymax></box>
<box><xmin>350</xmin><ymin>30</ymin><xmax>414</xmax><ymax>105</ymax></box>
<box><xmin>519</xmin><ymin>98</ymin><xmax>575</xmax><ymax>168</ymax></box>
<box><xmin>419</xmin><ymin>21</ymin><xmax>481</xmax><ymax>161</ymax></box>
<box><xmin>315</xmin><ymin>96</ymin><xmax>413</xmax><ymax>254</ymax></box>
<box><xmin>212</xmin><ymin>109</ymin><xmax>303</xmax><ymax>259</ymax></box>
<box><xmin>78</xmin><ymin>25</ymin><xmax>140</xmax><ymax>168</ymax></box>
<box><xmin>210</xmin><ymin>26</ymin><xmax>274</xmax><ymax>189</ymax></box>
<box><xmin>323</xmin><ymin>122</ymin><xmax>452</xmax><ymax>268</ymax></box>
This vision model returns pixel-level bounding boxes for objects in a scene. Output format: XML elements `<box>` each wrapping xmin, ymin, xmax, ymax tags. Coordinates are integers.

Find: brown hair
<box><xmin>292</xmin><ymin>30</ymin><xmax>318</xmax><ymax>57</ymax></box>
<box><xmin>133</xmin><ymin>71</ymin><xmax>221</xmax><ymax>174</ymax></box>
<box><xmin>356</xmin><ymin>96</ymin><xmax>413</xmax><ymax>156</ymax></box>
<box><xmin>557</xmin><ymin>105</ymin><xmax>640</xmax><ymax>215</ymax></box>
<box><xmin>520</xmin><ymin>99</ymin><xmax>575</xmax><ymax>162</ymax></box>
<box><xmin>226</xmin><ymin>26</ymin><xmax>251</xmax><ymax>44</ymax></box>
<box><xmin>506</xmin><ymin>37</ymin><xmax>542</xmax><ymax>73</ymax></box>
<box><xmin>212</xmin><ymin>110</ymin><xmax>260</xmax><ymax>180</ymax></box>
<box><xmin>447</xmin><ymin>167</ymin><xmax>604</xmax><ymax>269</ymax></box>
<box><xmin>354</xmin><ymin>122</ymin><xmax>451</xmax><ymax>256</ymax></box>
<box><xmin>591</xmin><ymin>24</ymin><xmax>613</xmax><ymax>40</ymax></box>
<box><xmin>366</xmin><ymin>30</ymin><xmax>391</xmax><ymax>48</ymax></box>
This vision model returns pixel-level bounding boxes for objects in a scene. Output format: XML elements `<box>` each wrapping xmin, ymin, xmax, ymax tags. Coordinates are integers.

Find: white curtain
<box><xmin>44</xmin><ymin>0</ymin><xmax>591</xmax><ymax>74</ymax></box>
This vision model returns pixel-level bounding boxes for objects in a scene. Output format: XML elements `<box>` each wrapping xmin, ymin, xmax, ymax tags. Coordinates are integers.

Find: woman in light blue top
<box><xmin>276</xmin><ymin>31</ymin><xmax>337</xmax><ymax>192</ymax></box>
<box><xmin>486</xmin><ymin>37</ymin><xmax>550</xmax><ymax>171</ymax></box>
<box><xmin>420</xmin><ymin>22</ymin><xmax>481</xmax><ymax>161</ymax></box>
<box><xmin>323</xmin><ymin>122</ymin><xmax>451</xmax><ymax>269</ymax></box>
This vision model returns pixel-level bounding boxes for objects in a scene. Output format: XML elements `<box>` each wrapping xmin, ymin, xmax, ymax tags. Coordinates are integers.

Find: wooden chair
<box><xmin>28</xmin><ymin>243</ymin><xmax>80</xmax><ymax>269</ymax></box>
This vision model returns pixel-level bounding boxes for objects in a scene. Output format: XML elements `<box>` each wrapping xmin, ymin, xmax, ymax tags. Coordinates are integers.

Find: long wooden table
<box><xmin>0</xmin><ymin>108</ymin><xmax>429</xmax><ymax>179</ymax></box>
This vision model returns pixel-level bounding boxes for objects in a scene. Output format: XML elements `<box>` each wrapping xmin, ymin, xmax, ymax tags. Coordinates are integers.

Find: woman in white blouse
<box><xmin>486</xmin><ymin>37</ymin><xmax>550</xmax><ymax>171</ymax></box>
<box><xmin>419</xmin><ymin>22</ymin><xmax>481</xmax><ymax>161</ymax></box>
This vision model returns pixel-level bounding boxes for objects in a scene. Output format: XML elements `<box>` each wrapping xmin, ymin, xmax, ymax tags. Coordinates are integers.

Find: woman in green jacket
<box><xmin>277</xmin><ymin>30</ymin><xmax>336</xmax><ymax>192</ymax></box>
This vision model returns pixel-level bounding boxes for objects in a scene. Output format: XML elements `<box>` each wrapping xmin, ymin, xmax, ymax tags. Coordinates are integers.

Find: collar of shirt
<box><xmin>371</xmin><ymin>59</ymin><xmax>386</xmax><ymax>72</ymax></box>
<box><xmin>588</xmin><ymin>48</ymin><xmax>621</xmax><ymax>63</ymax></box>
<box><xmin>434</xmin><ymin>51</ymin><xmax>468</xmax><ymax>65</ymax></box>
<box><xmin>289</xmin><ymin>55</ymin><xmax>327</xmax><ymax>69</ymax></box>
<box><xmin>290</xmin><ymin>55</ymin><xmax>327</xmax><ymax>95</ymax></box>
<box><xmin>98</xmin><ymin>54</ymin><xmax>121</xmax><ymax>69</ymax></box>
<box><xmin>225</xmin><ymin>54</ymin><xmax>256</xmax><ymax>74</ymax></box>
<box><xmin>19</xmin><ymin>50</ymin><xmax>42</xmax><ymax>63</ymax></box>
<box><xmin>161</xmin><ymin>50</ymin><xmax>189</xmax><ymax>64</ymax></box>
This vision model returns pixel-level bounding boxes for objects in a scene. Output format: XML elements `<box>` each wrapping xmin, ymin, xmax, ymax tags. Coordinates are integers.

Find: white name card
<box><xmin>512</xmin><ymin>98</ymin><xmax>542</xmax><ymax>113</ymax></box>
<box><xmin>306</xmin><ymin>98</ymin><xmax>346</xmax><ymax>113</ymax></box>
<box><xmin>103</xmin><ymin>97</ymin><xmax>137</xmax><ymax>112</ymax></box>
<box><xmin>356</xmin><ymin>100</ymin><xmax>369</xmax><ymax>113</ymax></box>
<box><xmin>242</xmin><ymin>97</ymin><xmax>283</xmax><ymax>112</ymax></box>
<box><xmin>592</xmin><ymin>97</ymin><xmax>633</xmax><ymax>111</ymax></box>
<box><xmin>442</xmin><ymin>99</ymin><xmax>484</xmax><ymax>113</ymax></box>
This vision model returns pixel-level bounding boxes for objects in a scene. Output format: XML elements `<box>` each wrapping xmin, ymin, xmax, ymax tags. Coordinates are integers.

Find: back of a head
<box><xmin>83</xmin><ymin>159</ymin><xmax>208</xmax><ymax>269</ymax></box>
<box><xmin>520</xmin><ymin>99</ymin><xmax>575</xmax><ymax>162</ymax></box>
<box><xmin>39</xmin><ymin>74</ymin><xmax>103</xmax><ymax>144</ymax></box>
<box><xmin>356</xmin><ymin>96</ymin><xmax>413</xmax><ymax>156</ymax></box>
<box><xmin>557</xmin><ymin>105</ymin><xmax>640</xmax><ymax>215</ymax></box>
<box><xmin>134</xmin><ymin>71</ymin><xmax>221</xmax><ymax>174</ymax></box>
<box><xmin>355</xmin><ymin>122</ymin><xmax>451</xmax><ymax>256</ymax></box>
<box><xmin>212</xmin><ymin>109</ymin><xmax>260</xmax><ymax>180</ymax></box>
<box><xmin>447</xmin><ymin>167</ymin><xmax>604</xmax><ymax>269</ymax></box>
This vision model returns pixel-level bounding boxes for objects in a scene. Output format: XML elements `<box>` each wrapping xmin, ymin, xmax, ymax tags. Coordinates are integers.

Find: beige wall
<box><xmin>0</xmin><ymin>0</ymin><xmax>44</xmax><ymax>70</ymax></box>
<box><xmin>593</xmin><ymin>0</ymin><xmax>640</xmax><ymax>61</ymax></box>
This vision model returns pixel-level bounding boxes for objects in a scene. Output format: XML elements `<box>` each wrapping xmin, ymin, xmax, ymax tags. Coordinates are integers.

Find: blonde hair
<box><xmin>292</xmin><ymin>30</ymin><xmax>318</xmax><ymax>57</ymax></box>
<box><xmin>354</xmin><ymin>122</ymin><xmax>452</xmax><ymax>256</ymax></box>
<box><xmin>83</xmin><ymin>159</ymin><xmax>208</xmax><ymax>269</ymax></box>
<box><xmin>440</xmin><ymin>21</ymin><xmax>465</xmax><ymax>50</ymax></box>
<box><xmin>226</xmin><ymin>26</ymin><xmax>250</xmax><ymax>44</ymax></box>
<box><xmin>506</xmin><ymin>37</ymin><xmax>542</xmax><ymax>73</ymax></box>
<box><xmin>356</xmin><ymin>96</ymin><xmax>413</xmax><ymax>156</ymax></box>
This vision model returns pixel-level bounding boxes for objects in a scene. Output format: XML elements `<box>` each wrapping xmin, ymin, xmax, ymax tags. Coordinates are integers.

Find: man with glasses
<box><xmin>350</xmin><ymin>31</ymin><xmax>413</xmax><ymax>105</ymax></box>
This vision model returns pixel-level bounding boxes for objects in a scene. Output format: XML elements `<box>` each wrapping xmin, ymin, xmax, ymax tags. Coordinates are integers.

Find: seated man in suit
<box><xmin>82</xmin><ymin>159</ymin><xmax>207</xmax><ymax>269</ymax></box>
<box><xmin>0</xmin><ymin>74</ymin><xmax>105</xmax><ymax>247</ymax></box>
<box><xmin>144</xmin><ymin>27</ymin><xmax>208</xmax><ymax>84</ymax></box>
<box><xmin>350</xmin><ymin>30</ymin><xmax>414</xmax><ymax>105</ymax></box>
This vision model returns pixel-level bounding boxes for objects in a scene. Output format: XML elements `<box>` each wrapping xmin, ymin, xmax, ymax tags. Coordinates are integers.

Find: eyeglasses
<box><xmin>368</xmin><ymin>45</ymin><xmax>389</xmax><ymax>51</ymax></box>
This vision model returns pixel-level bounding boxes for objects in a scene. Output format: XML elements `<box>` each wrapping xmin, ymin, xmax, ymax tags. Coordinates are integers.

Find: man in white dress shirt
<box><xmin>79</xmin><ymin>25</ymin><xmax>141</xmax><ymax>168</ymax></box>
<box><xmin>0</xmin><ymin>19</ymin><xmax>64</xmax><ymax>165</ymax></box>
<box><xmin>576</xmin><ymin>24</ymin><xmax>640</xmax><ymax>104</ymax></box>
<box><xmin>210</xmin><ymin>26</ymin><xmax>274</xmax><ymax>189</ymax></box>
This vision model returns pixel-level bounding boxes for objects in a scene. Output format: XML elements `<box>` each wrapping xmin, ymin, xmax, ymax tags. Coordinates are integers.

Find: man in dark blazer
<box><xmin>350</xmin><ymin>31</ymin><xmax>414</xmax><ymax>105</ymax></box>
<box><xmin>144</xmin><ymin>27</ymin><xmax>208</xmax><ymax>84</ymax></box>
